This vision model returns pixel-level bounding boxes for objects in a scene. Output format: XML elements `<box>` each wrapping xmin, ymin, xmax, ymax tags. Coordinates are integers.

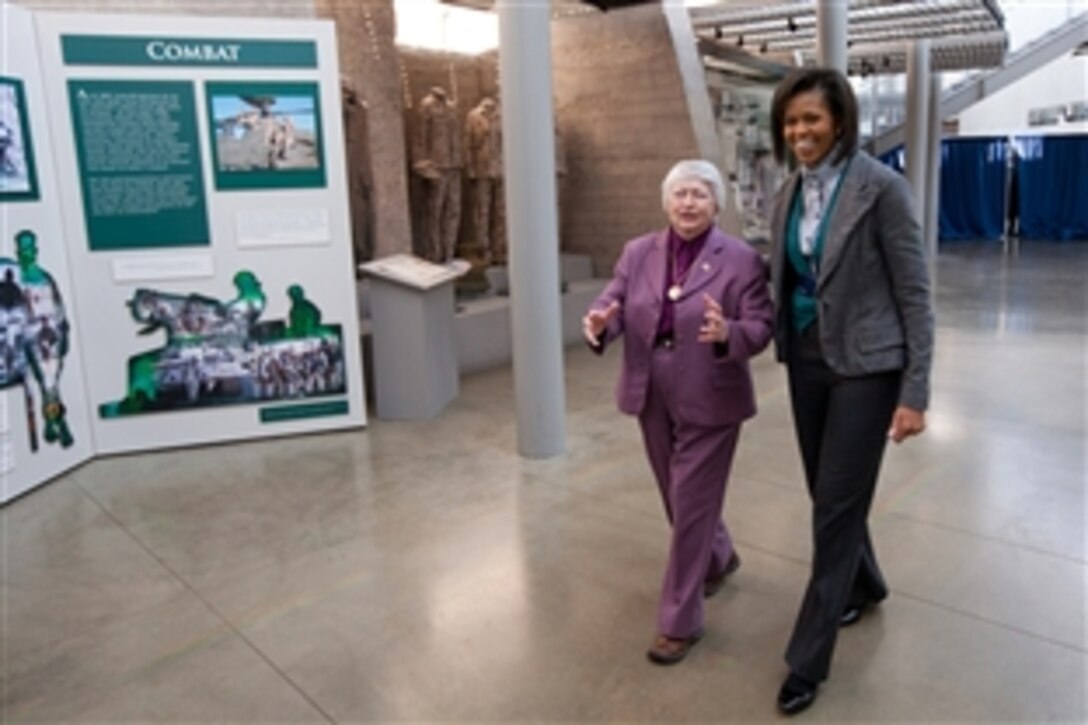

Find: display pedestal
<box><xmin>360</xmin><ymin>254</ymin><xmax>466</xmax><ymax>420</ymax></box>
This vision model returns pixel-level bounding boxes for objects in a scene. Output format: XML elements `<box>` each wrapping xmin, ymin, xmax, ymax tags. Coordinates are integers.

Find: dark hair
<box><xmin>770</xmin><ymin>67</ymin><xmax>858</xmax><ymax>166</ymax></box>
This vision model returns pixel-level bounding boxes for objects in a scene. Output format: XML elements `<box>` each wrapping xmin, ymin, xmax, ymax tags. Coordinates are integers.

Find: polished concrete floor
<box><xmin>2</xmin><ymin>241</ymin><xmax>1085</xmax><ymax>723</ymax></box>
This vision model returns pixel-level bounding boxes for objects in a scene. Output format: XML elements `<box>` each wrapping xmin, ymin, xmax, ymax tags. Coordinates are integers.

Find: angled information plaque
<box><xmin>360</xmin><ymin>253</ymin><xmax>468</xmax><ymax>291</ymax></box>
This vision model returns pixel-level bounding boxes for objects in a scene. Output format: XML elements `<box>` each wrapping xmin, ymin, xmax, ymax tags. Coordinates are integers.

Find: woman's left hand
<box><xmin>888</xmin><ymin>405</ymin><xmax>926</xmax><ymax>443</ymax></box>
<box><xmin>698</xmin><ymin>293</ymin><xmax>730</xmax><ymax>344</ymax></box>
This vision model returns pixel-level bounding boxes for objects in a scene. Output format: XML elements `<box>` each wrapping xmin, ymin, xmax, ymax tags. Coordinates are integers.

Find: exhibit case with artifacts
<box><xmin>398</xmin><ymin>49</ymin><xmax>567</xmax><ymax>293</ymax></box>
<box><xmin>715</xmin><ymin>83</ymin><xmax>782</xmax><ymax>245</ymax></box>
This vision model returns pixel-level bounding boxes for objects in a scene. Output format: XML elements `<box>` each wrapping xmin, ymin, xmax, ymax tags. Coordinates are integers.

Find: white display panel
<box><xmin>1</xmin><ymin>4</ymin><xmax>95</xmax><ymax>503</ymax></box>
<box><xmin>33</xmin><ymin>12</ymin><xmax>366</xmax><ymax>456</ymax></box>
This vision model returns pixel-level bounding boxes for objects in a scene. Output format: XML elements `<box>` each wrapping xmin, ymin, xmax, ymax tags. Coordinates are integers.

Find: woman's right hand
<box><xmin>583</xmin><ymin>300</ymin><xmax>621</xmax><ymax>346</ymax></box>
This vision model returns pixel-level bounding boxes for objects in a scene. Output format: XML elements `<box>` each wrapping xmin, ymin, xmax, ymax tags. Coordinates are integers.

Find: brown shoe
<box><xmin>646</xmin><ymin>628</ymin><xmax>704</xmax><ymax>665</ymax></box>
<box><xmin>703</xmin><ymin>551</ymin><xmax>741</xmax><ymax>598</ymax></box>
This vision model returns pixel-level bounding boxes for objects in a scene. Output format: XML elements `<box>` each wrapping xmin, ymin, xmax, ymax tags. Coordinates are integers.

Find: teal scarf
<box><xmin>785</xmin><ymin>160</ymin><xmax>850</xmax><ymax>332</ymax></box>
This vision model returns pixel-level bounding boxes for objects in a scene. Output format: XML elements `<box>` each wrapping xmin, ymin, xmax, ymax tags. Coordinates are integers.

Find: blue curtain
<box><xmin>938</xmin><ymin>137</ymin><xmax>1007</xmax><ymax>241</ymax></box>
<box><xmin>1014</xmin><ymin>135</ymin><xmax>1088</xmax><ymax>241</ymax></box>
<box><xmin>878</xmin><ymin>145</ymin><xmax>904</xmax><ymax>173</ymax></box>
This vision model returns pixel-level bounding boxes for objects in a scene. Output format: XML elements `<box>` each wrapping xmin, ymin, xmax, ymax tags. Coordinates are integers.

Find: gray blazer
<box><xmin>769</xmin><ymin>151</ymin><xmax>934</xmax><ymax>411</ymax></box>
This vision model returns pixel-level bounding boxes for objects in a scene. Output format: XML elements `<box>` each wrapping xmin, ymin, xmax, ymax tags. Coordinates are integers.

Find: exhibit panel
<box><xmin>0</xmin><ymin>3</ymin><xmax>95</xmax><ymax>503</ymax></box>
<box><xmin>33</xmin><ymin>11</ymin><xmax>366</xmax><ymax>455</ymax></box>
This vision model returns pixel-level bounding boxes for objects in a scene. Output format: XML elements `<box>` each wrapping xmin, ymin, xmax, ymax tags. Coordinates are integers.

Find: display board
<box><xmin>33</xmin><ymin>12</ymin><xmax>366</xmax><ymax>455</ymax></box>
<box><xmin>1</xmin><ymin>4</ymin><xmax>95</xmax><ymax>503</ymax></box>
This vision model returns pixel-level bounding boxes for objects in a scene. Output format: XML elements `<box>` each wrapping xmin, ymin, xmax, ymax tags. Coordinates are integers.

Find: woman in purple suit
<box><xmin>583</xmin><ymin>159</ymin><xmax>774</xmax><ymax>665</ymax></box>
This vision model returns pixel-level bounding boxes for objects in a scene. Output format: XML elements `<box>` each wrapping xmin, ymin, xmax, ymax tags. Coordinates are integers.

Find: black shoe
<box><xmin>777</xmin><ymin>673</ymin><xmax>817</xmax><ymax>716</ymax></box>
<box><xmin>840</xmin><ymin>604</ymin><xmax>864</xmax><ymax>627</ymax></box>
<box><xmin>841</xmin><ymin>596</ymin><xmax>884</xmax><ymax>627</ymax></box>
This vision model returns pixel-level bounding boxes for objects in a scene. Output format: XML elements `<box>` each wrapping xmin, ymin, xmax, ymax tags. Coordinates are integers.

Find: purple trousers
<box><xmin>638</xmin><ymin>346</ymin><xmax>742</xmax><ymax>638</ymax></box>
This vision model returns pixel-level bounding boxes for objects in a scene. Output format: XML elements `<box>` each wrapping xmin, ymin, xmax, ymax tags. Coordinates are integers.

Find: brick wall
<box><xmin>315</xmin><ymin>0</ymin><xmax>413</xmax><ymax>261</ymax></box>
<box><xmin>553</xmin><ymin>4</ymin><xmax>701</xmax><ymax>276</ymax></box>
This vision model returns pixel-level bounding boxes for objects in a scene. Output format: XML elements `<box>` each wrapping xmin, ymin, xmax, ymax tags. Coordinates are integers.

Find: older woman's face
<box><xmin>666</xmin><ymin>179</ymin><xmax>717</xmax><ymax>240</ymax></box>
<box><xmin>783</xmin><ymin>89</ymin><xmax>839</xmax><ymax>168</ymax></box>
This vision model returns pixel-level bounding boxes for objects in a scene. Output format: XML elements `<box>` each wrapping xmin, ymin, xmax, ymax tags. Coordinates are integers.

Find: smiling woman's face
<box><xmin>665</xmin><ymin>179</ymin><xmax>717</xmax><ymax>240</ymax></box>
<box><xmin>783</xmin><ymin>89</ymin><xmax>839</xmax><ymax>168</ymax></box>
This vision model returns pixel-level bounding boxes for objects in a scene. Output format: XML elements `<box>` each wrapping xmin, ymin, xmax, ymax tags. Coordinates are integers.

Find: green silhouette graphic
<box><xmin>0</xmin><ymin>230</ymin><xmax>74</xmax><ymax>449</ymax></box>
<box><xmin>287</xmin><ymin>284</ymin><xmax>322</xmax><ymax>337</ymax></box>
<box><xmin>100</xmin><ymin>272</ymin><xmax>345</xmax><ymax>418</ymax></box>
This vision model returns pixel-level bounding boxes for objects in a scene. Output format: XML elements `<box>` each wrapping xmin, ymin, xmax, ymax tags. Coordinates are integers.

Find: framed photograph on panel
<box><xmin>0</xmin><ymin>77</ymin><xmax>40</xmax><ymax>202</ymax></box>
<box><xmin>206</xmin><ymin>81</ymin><xmax>326</xmax><ymax>190</ymax></box>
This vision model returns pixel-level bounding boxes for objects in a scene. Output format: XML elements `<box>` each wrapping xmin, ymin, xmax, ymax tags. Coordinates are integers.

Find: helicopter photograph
<box><xmin>208</xmin><ymin>86</ymin><xmax>322</xmax><ymax>174</ymax></box>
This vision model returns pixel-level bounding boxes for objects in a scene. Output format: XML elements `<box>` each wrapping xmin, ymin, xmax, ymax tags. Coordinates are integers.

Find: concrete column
<box><xmin>904</xmin><ymin>40</ymin><xmax>930</xmax><ymax>231</ymax></box>
<box><xmin>869</xmin><ymin>76</ymin><xmax>880</xmax><ymax>138</ymax></box>
<box><xmin>496</xmin><ymin>0</ymin><xmax>566</xmax><ymax>459</ymax></box>
<box><xmin>816</xmin><ymin>0</ymin><xmax>848</xmax><ymax>73</ymax></box>
<box><xmin>661</xmin><ymin>2</ymin><xmax>721</xmax><ymax>163</ymax></box>
<box><xmin>662</xmin><ymin>2</ymin><xmax>739</xmax><ymax>235</ymax></box>
<box><xmin>924</xmin><ymin>72</ymin><xmax>942</xmax><ymax>270</ymax></box>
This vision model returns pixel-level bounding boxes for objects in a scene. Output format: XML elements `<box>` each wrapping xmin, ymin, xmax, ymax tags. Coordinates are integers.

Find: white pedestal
<box><xmin>361</xmin><ymin>255</ymin><xmax>466</xmax><ymax>420</ymax></box>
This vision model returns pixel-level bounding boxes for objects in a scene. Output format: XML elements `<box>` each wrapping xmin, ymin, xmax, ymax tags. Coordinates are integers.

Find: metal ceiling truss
<box><xmin>692</xmin><ymin>0</ymin><xmax>1002</xmax><ymax>33</ymax></box>
<box><xmin>691</xmin><ymin>0</ymin><xmax>1007</xmax><ymax>74</ymax></box>
<box><xmin>713</xmin><ymin>15</ymin><xmax>996</xmax><ymax>47</ymax></box>
<box><xmin>826</xmin><ymin>31</ymin><xmax>1009</xmax><ymax>74</ymax></box>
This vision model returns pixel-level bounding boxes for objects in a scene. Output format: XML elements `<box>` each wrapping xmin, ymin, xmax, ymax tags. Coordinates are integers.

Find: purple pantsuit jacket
<box><xmin>591</xmin><ymin>226</ymin><xmax>774</xmax><ymax>424</ymax></box>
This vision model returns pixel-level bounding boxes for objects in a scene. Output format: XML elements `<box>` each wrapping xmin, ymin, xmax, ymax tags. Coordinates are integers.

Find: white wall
<box><xmin>954</xmin><ymin>53</ymin><xmax>1088</xmax><ymax>136</ymax></box>
<box><xmin>1001</xmin><ymin>0</ymin><xmax>1084</xmax><ymax>52</ymax></box>
<box><xmin>954</xmin><ymin>0</ymin><xmax>1088</xmax><ymax>136</ymax></box>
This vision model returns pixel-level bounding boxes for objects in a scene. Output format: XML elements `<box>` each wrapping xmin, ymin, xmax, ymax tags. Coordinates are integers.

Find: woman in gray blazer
<box><xmin>584</xmin><ymin>160</ymin><xmax>774</xmax><ymax>666</ymax></box>
<box><xmin>767</xmin><ymin>68</ymin><xmax>934</xmax><ymax>715</ymax></box>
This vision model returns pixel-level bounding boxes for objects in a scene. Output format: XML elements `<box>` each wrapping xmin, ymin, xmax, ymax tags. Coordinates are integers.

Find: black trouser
<box><xmin>784</xmin><ymin>323</ymin><xmax>899</xmax><ymax>683</ymax></box>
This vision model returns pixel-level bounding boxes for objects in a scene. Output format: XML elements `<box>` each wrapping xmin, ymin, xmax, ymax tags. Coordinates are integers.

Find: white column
<box><xmin>925</xmin><ymin>72</ymin><xmax>942</xmax><ymax>270</ymax></box>
<box><xmin>662</xmin><ymin>2</ymin><xmax>739</xmax><ymax>233</ymax></box>
<box><xmin>496</xmin><ymin>0</ymin><xmax>566</xmax><ymax>459</ymax></box>
<box><xmin>816</xmin><ymin>0</ymin><xmax>848</xmax><ymax>73</ymax></box>
<box><xmin>904</xmin><ymin>40</ymin><xmax>930</xmax><ymax>231</ymax></box>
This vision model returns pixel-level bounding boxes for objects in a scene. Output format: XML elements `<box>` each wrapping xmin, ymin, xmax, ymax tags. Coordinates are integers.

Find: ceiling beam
<box><xmin>750</xmin><ymin>22</ymin><xmax>1004</xmax><ymax>52</ymax></box>
<box><xmin>701</xmin><ymin>11</ymin><xmax>995</xmax><ymax>46</ymax></box>
<box><xmin>818</xmin><ymin>31</ymin><xmax>1009</xmax><ymax>75</ymax></box>
<box><xmin>698</xmin><ymin>37</ymin><xmax>793</xmax><ymax>79</ymax></box>
<box><xmin>691</xmin><ymin>0</ymin><xmax>991</xmax><ymax>29</ymax></box>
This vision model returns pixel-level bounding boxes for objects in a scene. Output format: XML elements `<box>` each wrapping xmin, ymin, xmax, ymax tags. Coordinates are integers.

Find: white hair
<box><xmin>661</xmin><ymin>159</ymin><xmax>726</xmax><ymax>212</ymax></box>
